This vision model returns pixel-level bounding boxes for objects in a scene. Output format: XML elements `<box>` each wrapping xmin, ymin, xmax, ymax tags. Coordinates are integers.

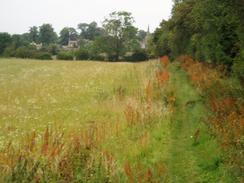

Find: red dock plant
<box><xmin>178</xmin><ymin>55</ymin><xmax>244</xmax><ymax>175</ymax></box>
<box><xmin>160</xmin><ymin>56</ymin><xmax>169</xmax><ymax>68</ymax></box>
<box><xmin>156</xmin><ymin>70</ymin><xmax>169</xmax><ymax>87</ymax></box>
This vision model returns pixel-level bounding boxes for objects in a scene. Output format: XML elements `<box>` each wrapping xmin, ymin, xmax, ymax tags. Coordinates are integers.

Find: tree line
<box><xmin>149</xmin><ymin>0</ymin><xmax>243</xmax><ymax>78</ymax></box>
<box><xmin>0</xmin><ymin>11</ymin><xmax>149</xmax><ymax>61</ymax></box>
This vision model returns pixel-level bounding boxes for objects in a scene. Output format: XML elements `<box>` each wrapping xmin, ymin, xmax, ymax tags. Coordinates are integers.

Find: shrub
<box><xmin>3</xmin><ymin>46</ymin><xmax>16</xmax><ymax>57</ymax></box>
<box><xmin>34</xmin><ymin>52</ymin><xmax>52</xmax><ymax>60</ymax></box>
<box><xmin>160</xmin><ymin>55</ymin><xmax>169</xmax><ymax>68</ymax></box>
<box><xmin>48</xmin><ymin>44</ymin><xmax>59</xmax><ymax>55</ymax></box>
<box><xmin>89</xmin><ymin>53</ymin><xmax>106</xmax><ymax>61</ymax></box>
<box><xmin>232</xmin><ymin>52</ymin><xmax>244</xmax><ymax>84</ymax></box>
<box><xmin>15</xmin><ymin>46</ymin><xmax>36</xmax><ymax>58</ymax></box>
<box><xmin>126</xmin><ymin>50</ymin><xmax>148</xmax><ymax>62</ymax></box>
<box><xmin>57</xmin><ymin>51</ymin><xmax>74</xmax><ymax>60</ymax></box>
<box><xmin>75</xmin><ymin>49</ymin><xmax>89</xmax><ymax>60</ymax></box>
<box><xmin>108</xmin><ymin>54</ymin><xmax>117</xmax><ymax>61</ymax></box>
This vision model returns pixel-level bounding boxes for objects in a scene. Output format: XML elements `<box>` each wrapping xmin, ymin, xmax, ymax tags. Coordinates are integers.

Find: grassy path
<box><xmin>162</xmin><ymin>63</ymin><xmax>234</xmax><ymax>182</ymax></box>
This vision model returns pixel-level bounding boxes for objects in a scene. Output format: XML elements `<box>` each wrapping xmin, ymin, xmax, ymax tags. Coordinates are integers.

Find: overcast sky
<box><xmin>0</xmin><ymin>0</ymin><xmax>173</xmax><ymax>34</ymax></box>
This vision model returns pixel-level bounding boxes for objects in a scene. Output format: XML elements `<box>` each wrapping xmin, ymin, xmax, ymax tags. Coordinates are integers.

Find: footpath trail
<box><xmin>161</xmin><ymin>63</ymin><xmax>234</xmax><ymax>182</ymax></box>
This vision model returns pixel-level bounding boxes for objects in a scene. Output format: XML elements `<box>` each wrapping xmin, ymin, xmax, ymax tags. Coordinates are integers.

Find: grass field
<box><xmin>0</xmin><ymin>58</ymin><xmax>236</xmax><ymax>182</ymax></box>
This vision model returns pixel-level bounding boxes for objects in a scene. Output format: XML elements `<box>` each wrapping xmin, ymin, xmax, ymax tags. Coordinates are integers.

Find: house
<box><xmin>30</xmin><ymin>42</ymin><xmax>42</xmax><ymax>50</ymax></box>
<box><xmin>62</xmin><ymin>39</ymin><xmax>79</xmax><ymax>50</ymax></box>
<box><xmin>140</xmin><ymin>26</ymin><xmax>151</xmax><ymax>49</ymax></box>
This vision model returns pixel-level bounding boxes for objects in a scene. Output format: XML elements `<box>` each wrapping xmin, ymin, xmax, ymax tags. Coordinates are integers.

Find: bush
<box><xmin>75</xmin><ymin>49</ymin><xmax>89</xmax><ymax>60</ymax></box>
<box><xmin>108</xmin><ymin>54</ymin><xmax>117</xmax><ymax>61</ymax></box>
<box><xmin>57</xmin><ymin>51</ymin><xmax>74</xmax><ymax>60</ymax></box>
<box><xmin>125</xmin><ymin>50</ymin><xmax>148</xmax><ymax>61</ymax></box>
<box><xmin>3</xmin><ymin>46</ymin><xmax>16</xmax><ymax>57</ymax></box>
<box><xmin>89</xmin><ymin>54</ymin><xmax>106</xmax><ymax>61</ymax></box>
<box><xmin>34</xmin><ymin>52</ymin><xmax>52</xmax><ymax>60</ymax></box>
<box><xmin>232</xmin><ymin>51</ymin><xmax>244</xmax><ymax>83</ymax></box>
<box><xmin>48</xmin><ymin>44</ymin><xmax>59</xmax><ymax>55</ymax></box>
<box><xmin>15</xmin><ymin>46</ymin><xmax>36</xmax><ymax>58</ymax></box>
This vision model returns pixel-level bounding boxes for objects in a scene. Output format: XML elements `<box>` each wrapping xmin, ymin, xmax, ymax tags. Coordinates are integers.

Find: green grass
<box><xmin>0</xmin><ymin>58</ymin><xmax>235</xmax><ymax>182</ymax></box>
<box><xmin>0</xmin><ymin>58</ymin><xmax>148</xmax><ymax>143</ymax></box>
<box><xmin>163</xmin><ymin>63</ymin><xmax>235</xmax><ymax>182</ymax></box>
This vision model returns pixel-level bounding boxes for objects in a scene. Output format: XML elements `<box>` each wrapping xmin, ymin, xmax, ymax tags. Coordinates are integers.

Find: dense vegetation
<box><xmin>147</xmin><ymin>0</ymin><xmax>244</xmax><ymax>179</ymax></box>
<box><xmin>150</xmin><ymin>0</ymin><xmax>244</xmax><ymax>77</ymax></box>
<box><xmin>0</xmin><ymin>11</ymin><xmax>149</xmax><ymax>61</ymax></box>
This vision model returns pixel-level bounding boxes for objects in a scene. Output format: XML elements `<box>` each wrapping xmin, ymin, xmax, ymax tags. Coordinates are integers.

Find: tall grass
<box><xmin>178</xmin><ymin>55</ymin><xmax>244</xmax><ymax>179</ymax></box>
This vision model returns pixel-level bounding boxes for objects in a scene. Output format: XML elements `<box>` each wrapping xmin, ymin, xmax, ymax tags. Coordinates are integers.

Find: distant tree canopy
<box><xmin>29</xmin><ymin>26</ymin><xmax>39</xmax><ymax>43</ymax></box>
<box><xmin>0</xmin><ymin>11</ymin><xmax>149</xmax><ymax>61</ymax></box>
<box><xmin>78</xmin><ymin>22</ymin><xmax>104</xmax><ymax>41</ymax></box>
<box><xmin>59</xmin><ymin>27</ymin><xmax>78</xmax><ymax>45</ymax></box>
<box><xmin>39</xmin><ymin>24</ymin><xmax>57</xmax><ymax>46</ymax></box>
<box><xmin>150</xmin><ymin>0</ymin><xmax>244</xmax><ymax>71</ymax></box>
<box><xmin>138</xmin><ymin>30</ymin><xmax>147</xmax><ymax>42</ymax></box>
<box><xmin>103</xmin><ymin>11</ymin><xmax>140</xmax><ymax>60</ymax></box>
<box><xmin>0</xmin><ymin>33</ymin><xmax>12</xmax><ymax>54</ymax></box>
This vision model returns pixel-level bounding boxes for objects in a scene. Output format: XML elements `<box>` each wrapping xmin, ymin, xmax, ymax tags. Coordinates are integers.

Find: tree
<box><xmin>11</xmin><ymin>34</ymin><xmax>29</xmax><ymax>49</ymax></box>
<box><xmin>0</xmin><ymin>33</ymin><xmax>12</xmax><ymax>55</ymax></box>
<box><xmin>59</xmin><ymin>27</ymin><xmax>69</xmax><ymax>45</ymax></box>
<box><xmin>78</xmin><ymin>21</ymin><xmax>104</xmax><ymax>40</ymax></box>
<box><xmin>138</xmin><ymin>30</ymin><xmax>147</xmax><ymax>41</ymax></box>
<box><xmin>103</xmin><ymin>11</ymin><xmax>138</xmax><ymax>60</ymax></box>
<box><xmin>39</xmin><ymin>24</ymin><xmax>57</xmax><ymax>45</ymax></box>
<box><xmin>59</xmin><ymin>27</ymin><xmax>78</xmax><ymax>45</ymax></box>
<box><xmin>151</xmin><ymin>0</ymin><xmax>241</xmax><ymax>70</ymax></box>
<box><xmin>29</xmin><ymin>26</ymin><xmax>39</xmax><ymax>43</ymax></box>
<box><xmin>69</xmin><ymin>28</ymin><xmax>78</xmax><ymax>41</ymax></box>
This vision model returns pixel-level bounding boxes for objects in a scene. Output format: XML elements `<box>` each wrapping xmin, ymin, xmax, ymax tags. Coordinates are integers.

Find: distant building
<box><xmin>62</xmin><ymin>39</ymin><xmax>79</xmax><ymax>50</ymax></box>
<box><xmin>30</xmin><ymin>42</ymin><xmax>42</xmax><ymax>50</ymax></box>
<box><xmin>68</xmin><ymin>40</ymin><xmax>79</xmax><ymax>48</ymax></box>
<box><xmin>140</xmin><ymin>25</ymin><xmax>151</xmax><ymax>49</ymax></box>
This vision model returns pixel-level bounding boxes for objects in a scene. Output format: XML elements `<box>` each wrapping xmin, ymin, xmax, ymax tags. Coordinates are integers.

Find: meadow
<box><xmin>0</xmin><ymin>58</ymin><xmax>241</xmax><ymax>182</ymax></box>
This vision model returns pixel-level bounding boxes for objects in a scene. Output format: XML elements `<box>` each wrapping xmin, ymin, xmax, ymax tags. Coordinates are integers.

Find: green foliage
<box><xmin>75</xmin><ymin>49</ymin><xmax>89</xmax><ymax>60</ymax></box>
<box><xmin>47</xmin><ymin>43</ymin><xmax>59</xmax><ymax>55</ymax></box>
<box><xmin>103</xmin><ymin>11</ymin><xmax>139</xmax><ymax>60</ymax></box>
<box><xmin>39</xmin><ymin>24</ymin><xmax>57</xmax><ymax>46</ymax></box>
<box><xmin>232</xmin><ymin>51</ymin><xmax>244</xmax><ymax>83</ymax></box>
<box><xmin>137</xmin><ymin>30</ymin><xmax>147</xmax><ymax>42</ymax></box>
<box><xmin>0</xmin><ymin>33</ymin><xmax>12</xmax><ymax>55</ymax></box>
<box><xmin>15</xmin><ymin>46</ymin><xmax>36</xmax><ymax>58</ymax></box>
<box><xmin>78</xmin><ymin>22</ymin><xmax>104</xmax><ymax>41</ymax></box>
<box><xmin>59</xmin><ymin>27</ymin><xmax>78</xmax><ymax>45</ymax></box>
<box><xmin>57</xmin><ymin>51</ymin><xmax>74</xmax><ymax>60</ymax></box>
<box><xmin>152</xmin><ymin>0</ymin><xmax>243</xmax><ymax>70</ymax></box>
<box><xmin>3</xmin><ymin>46</ymin><xmax>16</xmax><ymax>57</ymax></box>
<box><xmin>29</xmin><ymin>26</ymin><xmax>39</xmax><ymax>43</ymax></box>
<box><xmin>59</xmin><ymin>27</ymin><xmax>70</xmax><ymax>45</ymax></box>
<box><xmin>90</xmin><ymin>54</ymin><xmax>106</xmax><ymax>61</ymax></box>
<box><xmin>1</xmin><ymin>11</ymin><xmax>148</xmax><ymax>62</ymax></box>
<box><xmin>11</xmin><ymin>34</ymin><xmax>30</xmax><ymax>49</ymax></box>
<box><xmin>34</xmin><ymin>52</ymin><xmax>52</xmax><ymax>60</ymax></box>
<box><xmin>125</xmin><ymin>49</ymin><xmax>148</xmax><ymax>62</ymax></box>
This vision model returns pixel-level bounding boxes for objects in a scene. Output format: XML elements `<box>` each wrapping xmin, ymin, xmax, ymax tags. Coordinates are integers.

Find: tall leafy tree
<box><xmin>152</xmin><ymin>0</ymin><xmax>242</xmax><ymax>70</ymax></box>
<box><xmin>59</xmin><ymin>27</ymin><xmax>78</xmax><ymax>45</ymax></box>
<box><xmin>78</xmin><ymin>22</ymin><xmax>104</xmax><ymax>40</ymax></box>
<box><xmin>0</xmin><ymin>33</ymin><xmax>12</xmax><ymax>55</ymax></box>
<box><xmin>103</xmin><ymin>11</ymin><xmax>138</xmax><ymax>60</ymax></box>
<box><xmin>29</xmin><ymin>26</ymin><xmax>39</xmax><ymax>43</ymax></box>
<box><xmin>11</xmin><ymin>34</ymin><xmax>29</xmax><ymax>48</ymax></box>
<box><xmin>39</xmin><ymin>24</ymin><xmax>57</xmax><ymax>45</ymax></box>
<box><xmin>138</xmin><ymin>30</ymin><xmax>147</xmax><ymax>42</ymax></box>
